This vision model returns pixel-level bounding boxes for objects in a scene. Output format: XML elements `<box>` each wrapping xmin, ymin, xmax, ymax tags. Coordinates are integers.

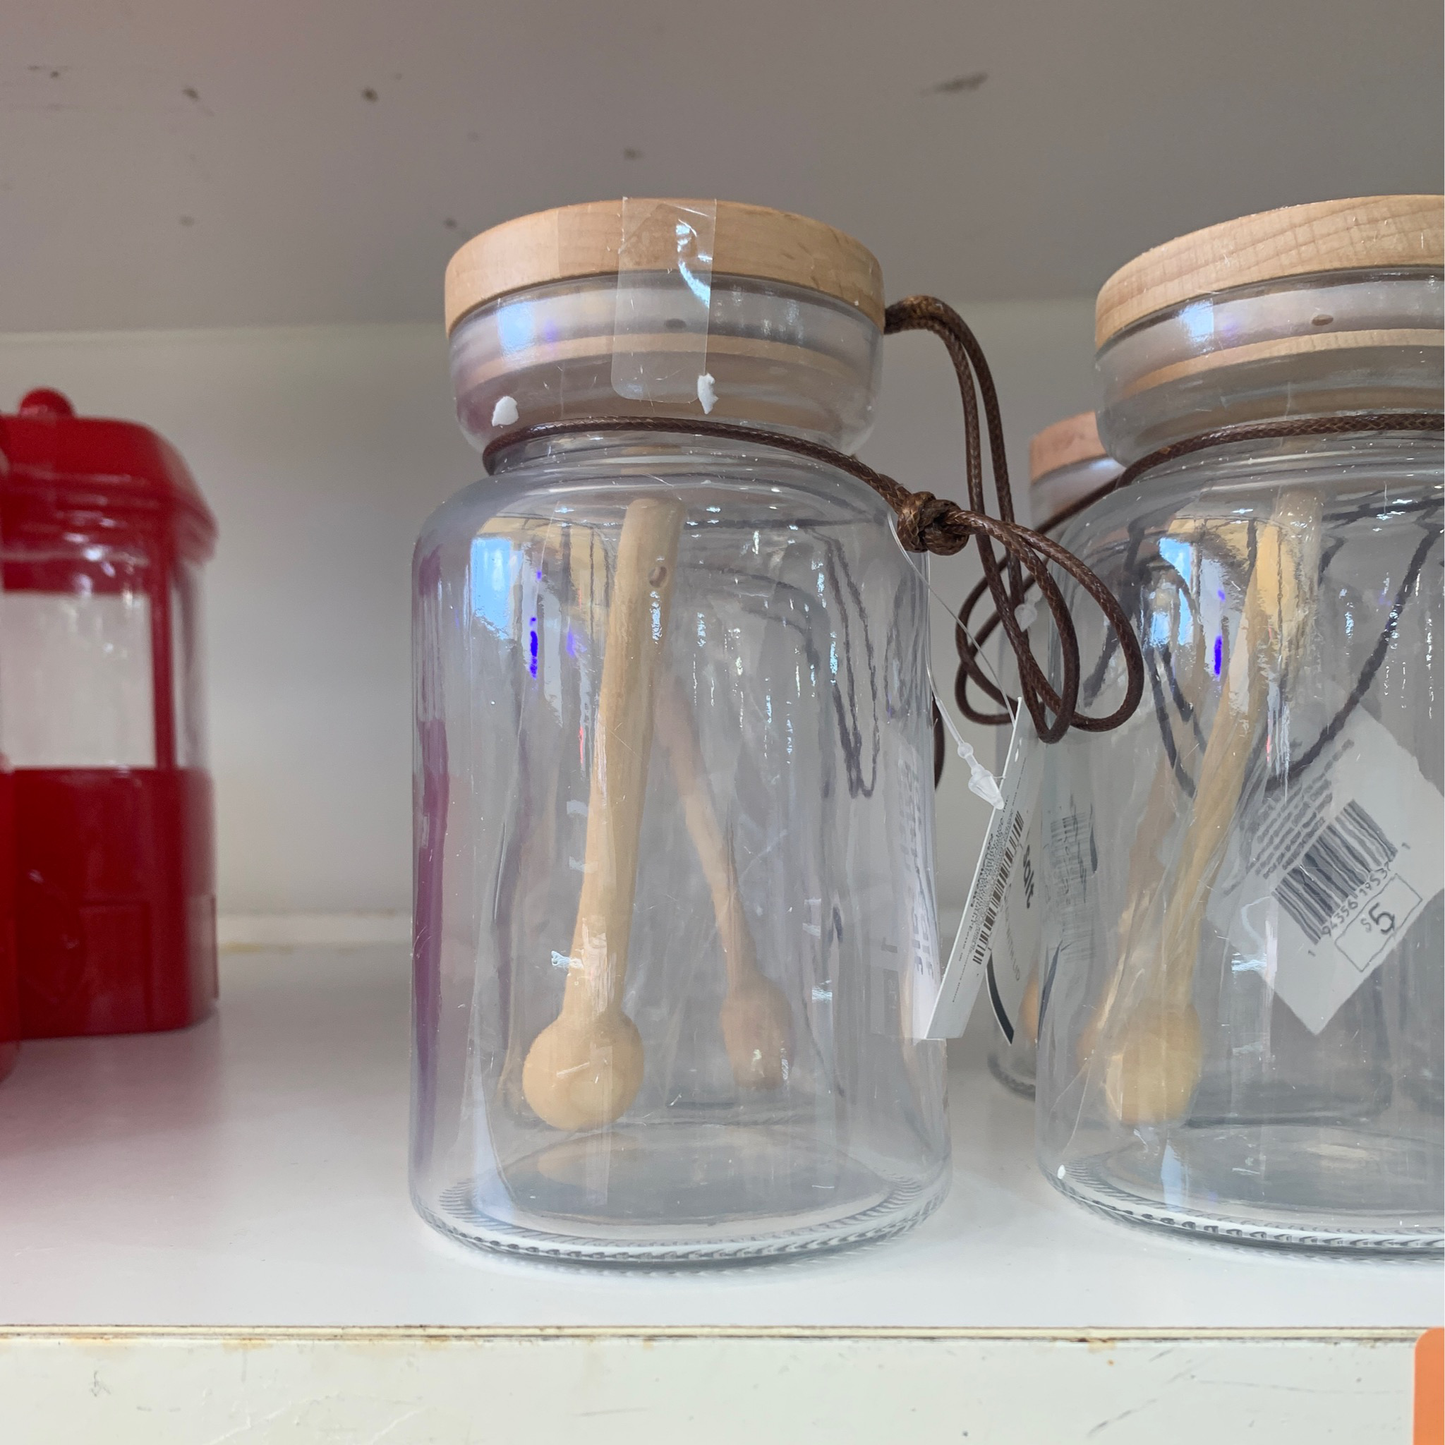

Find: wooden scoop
<box><xmin>522</xmin><ymin>496</ymin><xmax>684</xmax><ymax>1131</ymax></box>
<box><xmin>653</xmin><ymin>667</ymin><xmax>793</xmax><ymax>1090</ymax></box>
<box><xmin>1104</xmin><ymin>491</ymin><xmax>1322</xmax><ymax>1126</ymax></box>
<box><xmin>1072</xmin><ymin>519</ymin><xmax>1234</xmax><ymax>1072</ymax></box>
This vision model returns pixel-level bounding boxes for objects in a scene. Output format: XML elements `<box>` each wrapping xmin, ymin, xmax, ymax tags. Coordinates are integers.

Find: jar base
<box><xmin>417</xmin><ymin>1123</ymin><xmax>950</xmax><ymax>1265</ymax></box>
<box><xmin>1051</xmin><ymin>1125</ymin><xmax>1443</xmax><ymax>1255</ymax></box>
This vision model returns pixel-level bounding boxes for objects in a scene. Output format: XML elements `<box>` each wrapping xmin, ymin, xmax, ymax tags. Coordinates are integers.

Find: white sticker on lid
<box><xmin>1206</xmin><ymin>707</ymin><xmax>1444</xmax><ymax>1034</ymax></box>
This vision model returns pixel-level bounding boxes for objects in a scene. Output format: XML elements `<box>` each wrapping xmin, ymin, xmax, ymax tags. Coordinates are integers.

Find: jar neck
<box><xmin>484</xmin><ymin>427</ymin><xmax>890</xmax><ymax>514</ymax></box>
<box><xmin>1112</xmin><ymin>430</ymin><xmax>1443</xmax><ymax>511</ymax></box>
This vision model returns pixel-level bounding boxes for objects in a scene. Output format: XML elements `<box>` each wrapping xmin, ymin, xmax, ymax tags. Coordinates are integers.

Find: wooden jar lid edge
<box><xmin>1029</xmin><ymin>411</ymin><xmax>1105</xmax><ymax>481</ymax></box>
<box><xmin>445</xmin><ymin>199</ymin><xmax>885</xmax><ymax>332</ymax></box>
<box><xmin>1096</xmin><ymin>196</ymin><xmax>1445</xmax><ymax>349</ymax></box>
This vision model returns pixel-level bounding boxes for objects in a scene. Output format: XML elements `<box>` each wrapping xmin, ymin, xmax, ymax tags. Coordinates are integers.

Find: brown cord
<box><xmin>954</xmin><ymin>410</ymin><xmax>1445</xmax><ymax>727</ymax></box>
<box><xmin>481</xmin><ymin>295</ymin><xmax>1145</xmax><ymax>747</ymax></box>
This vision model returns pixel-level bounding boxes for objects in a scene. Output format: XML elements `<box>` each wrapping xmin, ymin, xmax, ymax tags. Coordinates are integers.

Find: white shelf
<box><xmin>0</xmin><ymin>939</ymin><xmax>1436</xmax><ymax>1331</ymax></box>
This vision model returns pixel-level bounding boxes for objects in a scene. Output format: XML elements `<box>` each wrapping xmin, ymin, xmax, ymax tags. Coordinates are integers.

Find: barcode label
<box><xmin>965</xmin><ymin>810</ymin><xmax>1026</xmax><ymax>977</ymax></box>
<box><xmin>1275</xmin><ymin>800</ymin><xmax>1397</xmax><ymax>944</ymax></box>
<box><xmin>1205</xmin><ymin>708</ymin><xmax>1443</xmax><ymax>1035</ymax></box>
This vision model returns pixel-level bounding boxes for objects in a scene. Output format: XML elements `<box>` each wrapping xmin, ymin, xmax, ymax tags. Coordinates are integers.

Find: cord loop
<box><xmin>955</xmin><ymin>410</ymin><xmax>1445</xmax><ymax>728</ymax></box>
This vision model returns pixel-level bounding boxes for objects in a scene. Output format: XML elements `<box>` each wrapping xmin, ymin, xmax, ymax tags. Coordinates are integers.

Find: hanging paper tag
<box><xmin>1205</xmin><ymin>708</ymin><xmax>1445</xmax><ymax>1035</ymax></box>
<box><xmin>898</xmin><ymin>745</ymin><xmax>942</xmax><ymax>1041</ymax></box>
<box><xmin>926</xmin><ymin>711</ymin><xmax>1044</xmax><ymax>1039</ymax></box>
<box><xmin>985</xmin><ymin>778</ymin><xmax>1045</xmax><ymax>1043</ymax></box>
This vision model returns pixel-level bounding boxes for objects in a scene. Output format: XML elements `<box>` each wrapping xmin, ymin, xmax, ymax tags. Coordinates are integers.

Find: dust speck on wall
<box><xmin>924</xmin><ymin>72</ymin><xmax>988</xmax><ymax>96</ymax></box>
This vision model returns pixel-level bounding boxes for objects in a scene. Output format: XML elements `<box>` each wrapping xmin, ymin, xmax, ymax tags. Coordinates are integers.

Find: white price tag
<box><xmin>926</xmin><ymin>712</ymin><xmax>1043</xmax><ymax>1039</ymax></box>
<box><xmin>986</xmin><ymin>791</ymin><xmax>1044</xmax><ymax>1042</ymax></box>
<box><xmin>897</xmin><ymin>745</ymin><xmax>942</xmax><ymax>1041</ymax></box>
<box><xmin>1206</xmin><ymin>708</ymin><xmax>1444</xmax><ymax>1034</ymax></box>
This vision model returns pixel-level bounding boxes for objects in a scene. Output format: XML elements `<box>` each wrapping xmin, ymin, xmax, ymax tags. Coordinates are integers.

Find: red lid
<box><xmin>0</xmin><ymin>389</ymin><xmax>216</xmax><ymax>563</ymax></box>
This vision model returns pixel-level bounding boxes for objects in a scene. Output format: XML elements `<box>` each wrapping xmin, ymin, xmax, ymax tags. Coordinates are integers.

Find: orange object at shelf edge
<box><xmin>1418</xmin><ymin>1330</ymin><xmax>1443</xmax><ymax>1445</ymax></box>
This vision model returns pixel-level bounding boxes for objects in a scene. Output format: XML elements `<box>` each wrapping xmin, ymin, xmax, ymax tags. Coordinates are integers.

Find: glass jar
<box><xmin>412</xmin><ymin>199</ymin><xmax>950</xmax><ymax>1262</ymax></box>
<box><xmin>0</xmin><ymin>390</ymin><xmax>217</xmax><ymax>1038</ymax></box>
<box><xmin>1035</xmin><ymin>196</ymin><xmax>1444</xmax><ymax>1252</ymax></box>
<box><xmin>988</xmin><ymin>414</ymin><xmax>1122</xmax><ymax>1098</ymax></box>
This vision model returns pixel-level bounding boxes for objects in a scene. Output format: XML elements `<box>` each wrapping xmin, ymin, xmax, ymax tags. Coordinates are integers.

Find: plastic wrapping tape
<box><xmin>611</xmin><ymin>198</ymin><xmax>717</xmax><ymax>407</ymax></box>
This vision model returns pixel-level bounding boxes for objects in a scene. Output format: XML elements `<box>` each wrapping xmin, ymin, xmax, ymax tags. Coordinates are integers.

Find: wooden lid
<box><xmin>1096</xmin><ymin>195</ymin><xmax>1445</xmax><ymax>348</ymax></box>
<box><xmin>445</xmin><ymin>199</ymin><xmax>885</xmax><ymax>333</ymax></box>
<box><xmin>1029</xmin><ymin>411</ymin><xmax>1105</xmax><ymax>482</ymax></box>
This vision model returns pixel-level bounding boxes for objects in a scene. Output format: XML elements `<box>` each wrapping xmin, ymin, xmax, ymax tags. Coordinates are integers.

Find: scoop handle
<box><xmin>560</xmin><ymin>495</ymin><xmax>684</xmax><ymax>1022</ymax></box>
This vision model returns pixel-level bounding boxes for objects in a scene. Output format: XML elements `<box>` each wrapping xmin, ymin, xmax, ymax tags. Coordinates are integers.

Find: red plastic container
<box><xmin>0</xmin><ymin>436</ymin><xmax>16</xmax><ymax>1079</ymax></box>
<box><xmin>0</xmin><ymin>390</ymin><xmax>217</xmax><ymax>1038</ymax></box>
<box><xmin>0</xmin><ymin>768</ymin><xmax>16</xmax><ymax>1077</ymax></box>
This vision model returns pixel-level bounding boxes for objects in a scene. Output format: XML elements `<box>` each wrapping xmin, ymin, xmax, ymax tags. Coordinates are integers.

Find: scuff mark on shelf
<box><xmin>1086</xmin><ymin>1395</ymin><xmax>1160</xmax><ymax>1437</ymax></box>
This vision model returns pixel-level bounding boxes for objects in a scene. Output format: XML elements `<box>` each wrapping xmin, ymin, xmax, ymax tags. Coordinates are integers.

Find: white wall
<box><xmin>4</xmin><ymin>0</ymin><xmax>1440</xmax><ymax>331</ymax></box>
<box><xmin>0</xmin><ymin>299</ymin><xmax>1095</xmax><ymax>915</ymax></box>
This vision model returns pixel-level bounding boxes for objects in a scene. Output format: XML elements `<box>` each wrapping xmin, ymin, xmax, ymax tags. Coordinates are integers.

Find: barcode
<box><xmin>1276</xmin><ymin>800</ymin><xmax>1398</xmax><ymax>944</ymax></box>
<box><xmin>967</xmin><ymin>809</ymin><xmax>1026</xmax><ymax>972</ymax></box>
